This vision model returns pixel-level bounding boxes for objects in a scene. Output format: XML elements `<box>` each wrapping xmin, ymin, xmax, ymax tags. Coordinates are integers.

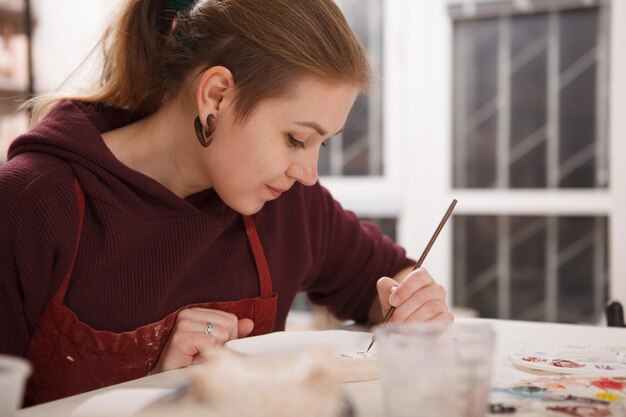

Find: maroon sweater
<box><xmin>0</xmin><ymin>101</ymin><xmax>413</xmax><ymax>356</ymax></box>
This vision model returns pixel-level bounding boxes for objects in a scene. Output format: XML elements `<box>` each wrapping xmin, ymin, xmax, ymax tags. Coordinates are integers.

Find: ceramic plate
<box><xmin>226</xmin><ymin>330</ymin><xmax>378</xmax><ymax>382</ymax></box>
<box><xmin>510</xmin><ymin>344</ymin><xmax>626</xmax><ymax>376</ymax></box>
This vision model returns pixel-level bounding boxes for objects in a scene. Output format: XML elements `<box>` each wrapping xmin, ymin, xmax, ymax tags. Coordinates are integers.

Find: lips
<box><xmin>266</xmin><ymin>185</ymin><xmax>286</xmax><ymax>199</ymax></box>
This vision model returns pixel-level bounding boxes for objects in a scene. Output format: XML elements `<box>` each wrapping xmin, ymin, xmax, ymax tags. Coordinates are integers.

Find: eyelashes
<box><xmin>287</xmin><ymin>134</ymin><xmax>327</xmax><ymax>149</ymax></box>
<box><xmin>287</xmin><ymin>134</ymin><xmax>305</xmax><ymax>149</ymax></box>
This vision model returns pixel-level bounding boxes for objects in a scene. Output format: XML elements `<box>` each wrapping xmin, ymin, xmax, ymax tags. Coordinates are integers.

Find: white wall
<box><xmin>31</xmin><ymin>0</ymin><xmax>121</xmax><ymax>93</ymax></box>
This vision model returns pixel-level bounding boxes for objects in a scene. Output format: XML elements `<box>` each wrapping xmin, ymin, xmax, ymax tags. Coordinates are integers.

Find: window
<box><xmin>449</xmin><ymin>0</ymin><xmax>611</xmax><ymax>324</ymax></box>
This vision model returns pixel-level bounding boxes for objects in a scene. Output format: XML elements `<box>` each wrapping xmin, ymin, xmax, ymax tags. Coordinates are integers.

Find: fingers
<box><xmin>169</xmin><ymin>330</ymin><xmax>216</xmax><ymax>359</ymax></box>
<box><xmin>388</xmin><ymin>267</ymin><xmax>434</xmax><ymax>307</ymax></box>
<box><xmin>174</xmin><ymin>314</ymin><xmax>231</xmax><ymax>344</ymax></box>
<box><xmin>428</xmin><ymin>311</ymin><xmax>455</xmax><ymax>324</ymax></box>
<box><xmin>238</xmin><ymin>318</ymin><xmax>255</xmax><ymax>338</ymax></box>
<box><xmin>389</xmin><ymin>284</ymin><xmax>446</xmax><ymax>323</ymax></box>
<box><xmin>179</xmin><ymin>307</ymin><xmax>240</xmax><ymax>339</ymax></box>
<box><xmin>402</xmin><ymin>299</ymin><xmax>449</xmax><ymax>322</ymax></box>
<box><xmin>376</xmin><ymin>276</ymin><xmax>398</xmax><ymax>316</ymax></box>
<box><xmin>157</xmin><ymin>331</ymin><xmax>218</xmax><ymax>372</ymax></box>
<box><xmin>377</xmin><ymin>267</ymin><xmax>453</xmax><ymax>324</ymax></box>
<box><xmin>152</xmin><ymin>308</ymin><xmax>255</xmax><ymax>374</ymax></box>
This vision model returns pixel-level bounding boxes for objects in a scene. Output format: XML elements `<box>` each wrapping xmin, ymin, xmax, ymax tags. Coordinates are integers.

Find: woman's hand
<box><xmin>151</xmin><ymin>307</ymin><xmax>254</xmax><ymax>374</ymax></box>
<box><xmin>376</xmin><ymin>267</ymin><xmax>454</xmax><ymax>324</ymax></box>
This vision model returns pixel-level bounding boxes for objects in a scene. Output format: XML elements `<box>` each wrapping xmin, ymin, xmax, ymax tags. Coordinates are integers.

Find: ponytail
<box><xmin>98</xmin><ymin>0</ymin><xmax>176</xmax><ymax>115</ymax></box>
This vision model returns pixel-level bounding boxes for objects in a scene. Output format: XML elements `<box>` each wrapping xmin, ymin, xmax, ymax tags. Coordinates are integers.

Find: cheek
<box><xmin>213</xmin><ymin>123</ymin><xmax>291</xmax><ymax>180</ymax></box>
<box><xmin>212</xmin><ymin>146</ymin><xmax>284</xmax><ymax>190</ymax></box>
<box><xmin>241</xmin><ymin>143</ymin><xmax>291</xmax><ymax>176</ymax></box>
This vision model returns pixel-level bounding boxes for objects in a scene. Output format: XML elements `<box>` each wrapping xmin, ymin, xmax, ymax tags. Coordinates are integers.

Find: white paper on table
<box><xmin>71</xmin><ymin>388</ymin><xmax>177</xmax><ymax>417</ymax></box>
<box><xmin>225</xmin><ymin>330</ymin><xmax>379</xmax><ymax>382</ymax></box>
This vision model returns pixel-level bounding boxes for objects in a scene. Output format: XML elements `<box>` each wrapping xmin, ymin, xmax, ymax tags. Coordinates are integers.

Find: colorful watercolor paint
<box><xmin>522</xmin><ymin>356</ymin><xmax>548</xmax><ymax>363</ymax></box>
<box><xmin>552</xmin><ymin>359</ymin><xmax>585</xmax><ymax>368</ymax></box>
<box><xmin>591</xmin><ymin>378</ymin><xmax>625</xmax><ymax>391</ymax></box>
<box><xmin>490</xmin><ymin>376</ymin><xmax>626</xmax><ymax>416</ymax></box>
<box><xmin>510</xmin><ymin>344</ymin><xmax>626</xmax><ymax>376</ymax></box>
<box><xmin>547</xmin><ymin>405</ymin><xmax>611</xmax><ymax>417</ymax></box>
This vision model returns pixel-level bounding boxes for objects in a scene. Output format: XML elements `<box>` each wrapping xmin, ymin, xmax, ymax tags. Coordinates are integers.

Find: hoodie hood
<box><xmin>8</xmin><ymin>100</ymin><xmax>229</xmax><ymax>217</ymax></box>
<box><xmin>10</xmin><ymin>101</ymin><xmax>133</xmax><ymax>174</ymax></box>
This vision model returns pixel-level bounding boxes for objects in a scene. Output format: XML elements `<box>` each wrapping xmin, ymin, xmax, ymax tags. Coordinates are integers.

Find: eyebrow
<box><xmin>295</xmin><ymin>121</ymin><xmax>343</xmax><ymax>137</ymax></box>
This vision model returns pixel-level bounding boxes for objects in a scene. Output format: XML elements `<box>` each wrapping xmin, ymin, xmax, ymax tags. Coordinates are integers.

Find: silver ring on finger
<box><xmin>204</xmin><ymin>322</ymin><xmax>214</xmax><ymax>335</ymax></box>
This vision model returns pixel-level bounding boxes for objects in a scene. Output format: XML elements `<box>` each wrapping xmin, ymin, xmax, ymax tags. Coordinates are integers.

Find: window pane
<box><xmin>557</xmin><ymin>217</ymin><xmax>607</xmax><ymax>322</ymax></box>
<box><xmin>510</xmin><ymin>217</ymin><xmax>547</xmax><ymax>320</ymax></box>
<box><xmin>453</xmin><ymin>216</ymin><xmax>499</xmax><ymax>318</ymax></box>
<box><xmin>510</xmin><ymin>14</ymin><xmax>548</xmax><ymax>188</ymax></box>
<box><xmin>466</xmin><ymin>114</ymin><xmax>498</xmax><ymax>187</ymax></box>
<box><xmin>559</xmin><ymin>64</ymin><xmax>597</xmax><ymax>187</ymax></box>
<box><xmin>319</xmin><ymin>0</ymin><xmax>383</xmax><ymax>177</ymax></box>
<box><xmin>453</xmin><ymin>19</ymin><xmax>499</xmax><ymax>188</ymax></box>
<box><xmin>452</xmin><ymin>7</ymin><xmax>606</xmax><ymax>189</ymax></box>
<box><xmin>342</xmin><ymin>94</ymin><xmax>376</xmax><ymax>175</ymax></box>
<box><xmin>558</xmin><ymin>9</ymin><xmax>598</xmax><ymax>188</ymax></box>
<box><xmin>559</xmin><ymin>9</ymin><xmax>598</xmax><ymax>71</ymax></box>
<box><xmin>454</xmin><ymin>215</ymin><xmax>607</xmax><ymax>324</ymax></box>
<box><xmin>464</xmin><ymin>19</ymin><xmax>500</xmax><ymax>112</ymax></box>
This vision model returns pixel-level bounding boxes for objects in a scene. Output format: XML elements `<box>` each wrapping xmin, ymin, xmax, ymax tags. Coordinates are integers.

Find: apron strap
<box><xmin>242</xmin><ymin>215</ymin><xmax>273</xmax><ymax>299</ymax></box>
<box><xmin>52</xmin><ymin>178</ymin><xmax>86</xmax><ymax>304</ymax></box>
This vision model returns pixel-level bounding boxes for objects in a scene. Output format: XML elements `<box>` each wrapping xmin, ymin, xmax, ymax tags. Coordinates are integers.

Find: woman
<box><xmin>0</xmin><ymin>0</ymin><xmax>453</xmax><ymax>405</ymax></box>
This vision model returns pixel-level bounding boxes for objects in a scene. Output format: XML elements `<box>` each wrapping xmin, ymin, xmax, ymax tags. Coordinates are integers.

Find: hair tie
<box><xmin>176</xmin><ymin>26</ymin><xmax>196</xmax><ymax>48</ymax></box>
<box><xmin>168</xmin><ymin>0</ymin><xmax>197</xmax><ymax>12</ymax></box>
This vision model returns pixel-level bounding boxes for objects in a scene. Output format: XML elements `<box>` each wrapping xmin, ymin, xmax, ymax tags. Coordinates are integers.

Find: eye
<box><xmin>287</xmin><ymin>134</ymin><xmax>306</xmax><ymax>149</ymax></box>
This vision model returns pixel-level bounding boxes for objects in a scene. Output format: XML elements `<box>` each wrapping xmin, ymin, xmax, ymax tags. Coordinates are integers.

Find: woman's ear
<box><xmin>196</xmin><ymin>66</ymin><xmax>235</xmax><ymax>116</ymax></box>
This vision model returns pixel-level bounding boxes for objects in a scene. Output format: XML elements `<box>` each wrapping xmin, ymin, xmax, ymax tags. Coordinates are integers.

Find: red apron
<box><xmin>24</xmin><ymin>179</ymin><xmax>278</xmax><ymax>405</ymax></box>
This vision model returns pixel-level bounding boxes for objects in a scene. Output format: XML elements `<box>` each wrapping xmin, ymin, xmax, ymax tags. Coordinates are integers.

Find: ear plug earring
<box><xmin>194</xmin><ymin>114</ymin><xmax>217</xmax><ymax>147</ymax></box>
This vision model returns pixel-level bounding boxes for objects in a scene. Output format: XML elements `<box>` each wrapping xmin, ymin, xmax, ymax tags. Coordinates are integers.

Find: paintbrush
<box><xmin>365</xmin><ymin>199</ymin><xmax>457</xmax><ymax>353</ymax></box>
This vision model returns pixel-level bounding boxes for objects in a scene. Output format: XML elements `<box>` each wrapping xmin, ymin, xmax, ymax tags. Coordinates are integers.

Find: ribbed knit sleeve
<box><xmin>302</xmin><ymin>184</ymin><xmax>414</xmax><ymax>323</ymax></box>
<box><xmin>0</xmin><ymin>154</ymin><xmax>77</xmax><ymax>355</ymax></box>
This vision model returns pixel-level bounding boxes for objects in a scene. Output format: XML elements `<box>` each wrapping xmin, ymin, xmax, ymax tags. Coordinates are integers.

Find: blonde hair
<box><xmin>29</xmin><ymin>0</ymin><xmax>371</xmax><ymax>124</ymax></box>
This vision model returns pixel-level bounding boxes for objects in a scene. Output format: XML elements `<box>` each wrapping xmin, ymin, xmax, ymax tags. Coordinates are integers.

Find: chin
<box><xmin>234</xmin><ymin>201</ymin><xmax>266</xmax><ymax>216</ymax></box>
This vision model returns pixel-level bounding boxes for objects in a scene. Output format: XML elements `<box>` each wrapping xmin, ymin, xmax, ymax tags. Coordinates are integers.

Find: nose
<box><xmin>286</xmin><ymin>150</ymin><xmax>319</xmax><ymax>186</ymax></box>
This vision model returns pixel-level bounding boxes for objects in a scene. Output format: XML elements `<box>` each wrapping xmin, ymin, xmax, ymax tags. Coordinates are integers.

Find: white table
<box><xmin>17</xmin><ymin>318</ymin><xmax>626</xmax><ymax>417</ymax></box>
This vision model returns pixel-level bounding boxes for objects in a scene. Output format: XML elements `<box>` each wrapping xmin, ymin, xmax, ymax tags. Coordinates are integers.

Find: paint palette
<box><xmin>510</xmin><ymin>344</ymin><xmax>626</xmax><ymax>376</ymax></box>
<box><xmin>490</xmin><ymin>375</ymin><xmax>626</xmax><ymax>416</ymax></box>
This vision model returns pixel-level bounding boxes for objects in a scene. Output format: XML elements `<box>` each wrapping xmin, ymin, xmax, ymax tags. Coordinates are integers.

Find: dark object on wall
<box><xmin>605</xmin><ymin>301</ymin><xmax>625</xmax><ymax>327</ymax></box>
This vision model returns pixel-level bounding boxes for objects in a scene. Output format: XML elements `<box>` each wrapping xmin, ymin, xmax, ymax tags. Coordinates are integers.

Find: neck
<box><xmin>102</xmin><ymin>99</ymin><xmax>209</xmax><ymax>198</ymax></box>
